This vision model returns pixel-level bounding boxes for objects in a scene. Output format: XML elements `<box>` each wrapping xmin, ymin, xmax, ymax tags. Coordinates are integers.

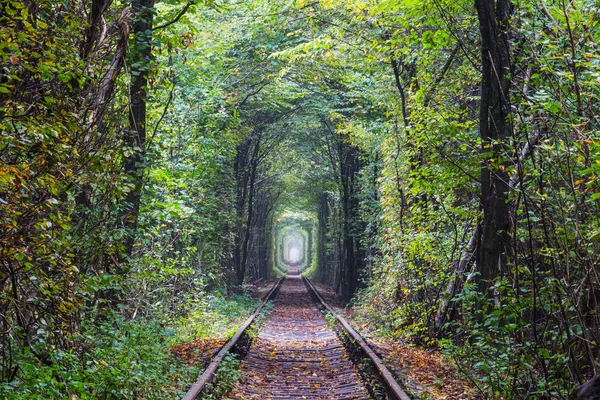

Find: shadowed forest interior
<box><xmin>1</xmin><ymin>0</ymin><xmax>600</xmax><ymax>398</ymax></box>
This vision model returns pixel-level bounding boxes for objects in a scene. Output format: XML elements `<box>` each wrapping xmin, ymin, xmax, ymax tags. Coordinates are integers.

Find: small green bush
<box><xmin>173</xmin><ymin>289</ymin><xmax>259</xmax><ymax>342</ymax></box>
<box><xmin>443</xmin><ymin>277</ymin><xmax>576</xmax><ymax>399</ymax></box>
<box><xmin>1</xmin><ymin>313</ymin><xmax>200</xmax><ymax>400</ymax></box>
<box><xmin>202</xmin><ymin>354</ymin><xmax>242</xmax><ymax>400</ymax></box>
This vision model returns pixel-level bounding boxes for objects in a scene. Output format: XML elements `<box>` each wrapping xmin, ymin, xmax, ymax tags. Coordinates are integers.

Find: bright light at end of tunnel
<box><xmin>289</xmin><ymin>247</ymin><xmax>300</xmax><ymax>263</ymax></box>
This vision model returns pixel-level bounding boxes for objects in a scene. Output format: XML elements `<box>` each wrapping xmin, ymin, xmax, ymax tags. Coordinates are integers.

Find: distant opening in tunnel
<box><xmin>282</xmin><ymin>234</ymin><xmax>304</xmax><ymax>267</ymax></box>
<box><xmin>274</xmin><ymin>215</ymin><xmax>315</xmax><ymax>273</ymax></box>
<box><xmin>289</xmin><ymin>247</ymin><xmax>300</xmax><ymax>262</ymax></box>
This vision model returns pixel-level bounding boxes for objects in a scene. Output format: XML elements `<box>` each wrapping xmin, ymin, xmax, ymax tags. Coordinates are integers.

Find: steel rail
<box><xmin>181</xmin><ymin>276</ymin><xmax>285</xmax><ymax>400</ymax></box>
<box><xmin>303</xmin><ymin>276</ymin><xmax>412</xmax><ymax>400</ymax></box>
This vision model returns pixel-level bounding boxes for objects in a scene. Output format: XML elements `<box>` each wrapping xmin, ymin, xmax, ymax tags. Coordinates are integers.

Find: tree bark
<box><xmin>339</xmin><ymin>140</ymin><xmax>363</xmax><ymax>299</ymax></box>
<box><xmin>435</xmin><ymin>225</ymin><xmax>480</xmax><ymax>330</ymax></box>
<box><xmin>80</xmin><ymin>0</ymin><xmax>113</xmax><ymax>60</ymax></box>
<box><xmin>121</xmin><ymin>0</ymin><xmax>154</xmax><ymax>259</ymax></box>
<box><xmin>233</xmin><ymin>139</ymin><xmax>251</xmax><ymax>284</ymax></box>
<box><xmin>475</xmin><ymin>0</ymin><xmax>513</xmax><ymax>292</ymax></box>
<box><xmin>317</xmin><ymin>193</ymin><xmax>330</xmax><ymax>283</ymax></box>
<box><xmin>238</xmin><ymin>133</ymin><xmax>261</xmax><ymax>285</ymax></box>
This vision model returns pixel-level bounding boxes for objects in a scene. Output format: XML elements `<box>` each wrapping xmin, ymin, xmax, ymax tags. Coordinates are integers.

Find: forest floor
<box><xmin>311</xmin><ymin>282</ymin><xmax>477</xmax><ymax>400</ymax></box>
<box><xmin>226</xmin><ymin>275</ymin><xmax>370</xmax><ymax>399</ymax></box>
<box><xmin>172</xmin><ymin>277</ymin><xmax>476</xmax><ymax>399</ymax></box>
<box><xmin>169</xmin><ymin>279</ymin><xmax>279</xmax><ymax>394</ymax></box>
<box><xmin>169</xmin><ymin>279</ymin><xmax>278</xmax><ymax>365</ymax></box>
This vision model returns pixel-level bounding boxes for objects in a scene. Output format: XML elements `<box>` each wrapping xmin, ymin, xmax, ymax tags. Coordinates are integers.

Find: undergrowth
<box><xmin>1</xmin><ymin>312</ymin><xmax>200</xmax><ymax>399</ymax></box>
<box><xmin>246</xmin><ymin>300</ymin><xmax>274</xmax><ymax>338</ymax></box>
<box><xmin>202</xmin><ymin>354</ymin><xmax>242</xmax><ymax>399</ymax></box>
<box><xmin>1</xmin><ymin>287</ymin><xmax>260</xmax><ymax>399</ymax></box>
<box><xmin>173</xmin><ymin>288</ymin><xmax>260</xmax><ymax>342</ymax></box>
<box><xmin>352</xmin><ymin>272</ymin><xmax>580</xmax><ymax>399</ymax></box>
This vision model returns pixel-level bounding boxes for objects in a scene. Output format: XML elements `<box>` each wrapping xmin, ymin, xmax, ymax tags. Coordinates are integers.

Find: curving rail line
<box><xmin>181</xmin><ymin>271</ymin><xmax>411</xmax><ymax>400</ymax></box>
<box><xmin>303</xmin><ymin>277</ymin><xmax>411</xmax><ymax>400</ymax></box>
<box><xmin>182</xmin><ymin>276</ymin><xmax>284</xmax><ymax>400</ymax></box>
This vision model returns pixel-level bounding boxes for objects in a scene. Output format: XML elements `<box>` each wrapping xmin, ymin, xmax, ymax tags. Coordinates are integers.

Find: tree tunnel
<box><xmin>272</xmin><ymin>214</ymin><xmax>315</xmax><ymax>273</ymax></box>
<box><xmin>283</xmin><ymin>235</ymin><xmax>304</xmax><ymax>265</ymax></box>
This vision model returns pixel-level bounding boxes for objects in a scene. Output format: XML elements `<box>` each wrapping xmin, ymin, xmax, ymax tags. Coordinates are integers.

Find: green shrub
<box><xmin>443</xmin><ymin>277</ymin><xmax>576</xmax><ymax>399</ymax></box>
<box><xmin>173</xmin><ymin>289</ymin><xmax>259</xmax><ymax>342</ymax></box>
<box><xmin>1</xmin><ymin>313</ymin><xmax>200</xmax><ymax>399</ymax></box>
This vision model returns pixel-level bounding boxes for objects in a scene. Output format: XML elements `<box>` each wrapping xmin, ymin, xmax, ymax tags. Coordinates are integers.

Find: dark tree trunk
<box><xmin>233</xmin><ymin>139</ymin><xmax>251</xmax><ymax>285</ymax></box>
<box><xmin>475</xmin><ymin>0</ymin><xmax>513</xmax><ymax>292</ymax></box>
<box><xmin>80</xmin><ymin>0</ymin><xmax>113</xmax><ymax>60</ymax></box>
<box><xmin>339</xmin><ymin>141</ymin><xmax>364</xmax><ymax>299</ymax></box>
<box><xmin>252</xmin><ymin>184</ymin><xmax>271</xmax><ymax>281</ymax></box>
<box><xmin>333</xmin><ymin>202</ymin><xmax>342</xmax><ymax>293</ymax></box>
<box><xmin>340</xmin><ymin>145</ymin><xmax>355</xmax><ymax>297</ymax></box>
<box><xmin>237</xmin><ymin>133</ymin><xmax>261</xmax><ymax>286</ymax></box>
<box><xmin>121</xmin><ymin>0</ymin><xmax>154</xmax><ymax>259</ymax></box>
<box><xmin>317</xmin><ymin>193</ymin><xmax>330</xmax><ymax>283</ymax></box>
<box><xmin>305</xmin><ymin>224</ymin><xmax>313</xmax><ymax>272</ymax></box>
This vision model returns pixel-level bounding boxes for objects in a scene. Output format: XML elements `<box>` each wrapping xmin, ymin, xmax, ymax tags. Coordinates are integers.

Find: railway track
<box><xmin>182</xmin><ymin>270</ymin><xmax>410</xmax><ymax>400</ymax></box>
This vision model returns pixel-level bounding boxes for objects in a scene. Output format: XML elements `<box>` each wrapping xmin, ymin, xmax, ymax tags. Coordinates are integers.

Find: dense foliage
<box><xmin>1</xmin><ymin>0</ymin><xmax>599</xmax><ymax>398</ymax></box>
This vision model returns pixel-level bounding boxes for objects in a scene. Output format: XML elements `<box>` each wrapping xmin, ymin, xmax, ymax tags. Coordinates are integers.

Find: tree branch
<box><xmin>390</xmin><ymin>57</ymin><xmax>409</xmax><ymax>128</ymax></box>
<box><xmin>153</xmin><ymin>1</ymin><xmax>194</xmax><ymax>31</ymax></box>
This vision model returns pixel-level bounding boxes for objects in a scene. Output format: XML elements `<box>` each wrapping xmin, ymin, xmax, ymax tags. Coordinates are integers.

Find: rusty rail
<box><xmin>181</xmin><ymin>276</ymin><xmax>284</xmax><ymax>400</ymax></box>
<box><xmin>303</xmin><ymin>276</ymin><xmax>412</xmax><ymax>400</ymax></box>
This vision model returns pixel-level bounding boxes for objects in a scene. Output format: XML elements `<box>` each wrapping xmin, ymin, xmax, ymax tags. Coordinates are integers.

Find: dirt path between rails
<box><xmin>224</xmin><ymin>273</ymin><xmax>370</xmax><ymax>400</ymax></box>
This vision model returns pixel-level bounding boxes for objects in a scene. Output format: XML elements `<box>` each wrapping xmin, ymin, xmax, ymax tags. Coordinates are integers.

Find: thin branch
<box><xmin>424</xmin><ymin>44</ymin><xmax>460</xmax><ymax>108</ymax></box>
<box><xmin>146</xmin><ymin>79</ymin><xmax>176</xmax><ymax>152</ymax></box>
<box><xmin>153</xmin><ymin>1</ymin><xmax>194</xmax><ymax>31</ymax></box>
<box><xmin>390</xmin><ymin>57</ymin><xmax>409</xmax><ymax>127</ymax></box>
<box><xmin>238</xmin><ymin>81</ymin><xmax>270</xmax><ymax>108</ymax></box>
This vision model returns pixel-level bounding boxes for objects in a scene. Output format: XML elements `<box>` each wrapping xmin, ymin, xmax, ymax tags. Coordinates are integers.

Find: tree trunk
<box><xmin>339</xmin><ymin>141</ymin><xmax>363</xmax><ymax>299</ymax></box>
<box><xmin>238</xmin><ymin>133</ymin><xmax>261</xmax><ymax>285</ymax></box>
<box><xmin>475</xmin><ymin>0</ymin><xmax>513</xmax><ymax>292</ymax></box>
<box><xmin>317</xmin><ymin>193</ymin><xmax>330</xmax><ymax>282</ymax></box>
<box><xmin>80</xmin><ymin>0</ymin><xmax>112</xmax><ymax>61</ymax></box>
<box><xmin>121</xmin><ymin>0</ymin><xmax>154</xmax><ymax>259</ymax></box>
<box><xmin>435</xmin><ymin>225</ymin><xmax>480</xmax><ymax>330</ymax></box>
<box><xmin>233</xmin><ymin>138</ymin><xmax>251</xmax><ymax>284</ymax></box>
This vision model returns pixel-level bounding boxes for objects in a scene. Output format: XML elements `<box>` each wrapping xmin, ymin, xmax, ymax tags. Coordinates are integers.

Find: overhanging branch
<box><xmin>153</xmin><ymin>1</ymin><xmax>194</xmax><ymax>31</ymax></box>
